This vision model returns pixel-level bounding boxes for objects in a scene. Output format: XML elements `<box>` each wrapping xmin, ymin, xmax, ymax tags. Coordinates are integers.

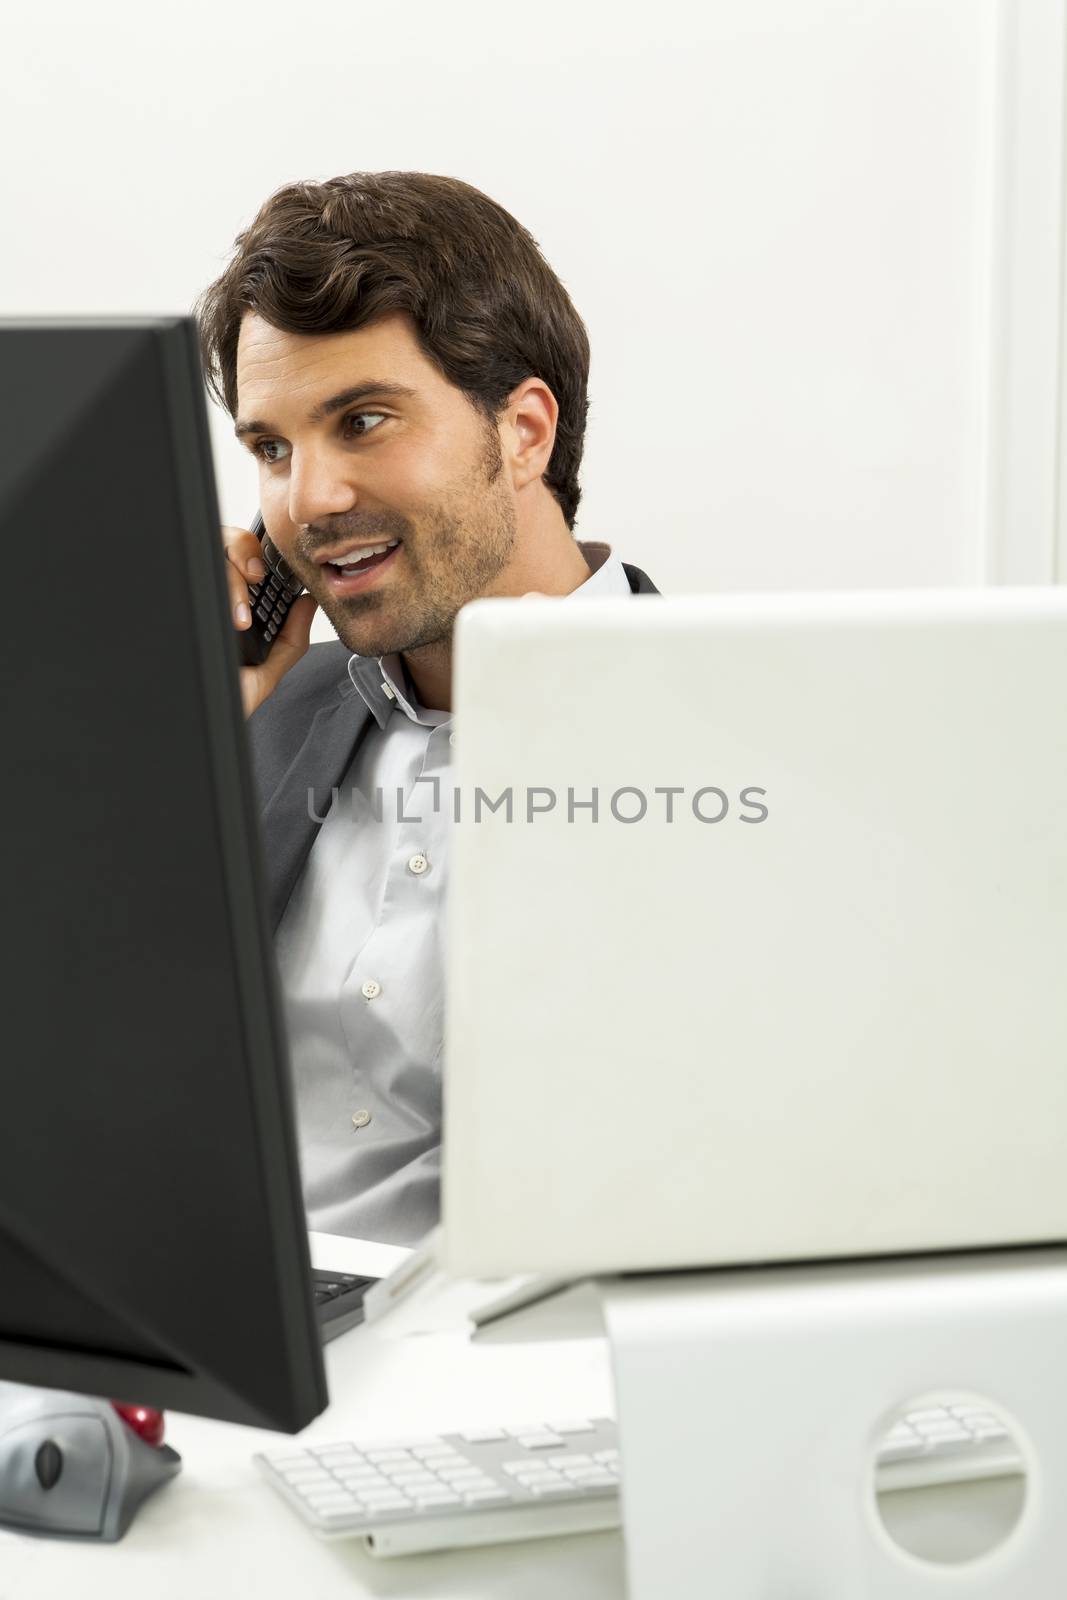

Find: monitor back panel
<box><xmin>443</xmin><ymin>588</ymin><xmax>1067</xmax><ymax>1279</ymax></box>
<box><xmin>0</xmin><ymin>318</ymin><xmax>325</xmax><ymax>1428</ymax></box>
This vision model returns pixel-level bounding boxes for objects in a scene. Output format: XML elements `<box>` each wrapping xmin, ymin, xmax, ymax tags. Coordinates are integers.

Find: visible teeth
<box><xmin>329</xmin><ymin>540</ymin><xmax>398</xmax><ymax>567</ymax></box>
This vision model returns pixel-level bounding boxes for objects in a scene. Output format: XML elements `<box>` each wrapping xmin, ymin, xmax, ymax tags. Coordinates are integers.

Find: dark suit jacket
<box><xmin>248</xmin><ymin>560</ymin><xmax>661</xmax><ymax>929</ymax></box>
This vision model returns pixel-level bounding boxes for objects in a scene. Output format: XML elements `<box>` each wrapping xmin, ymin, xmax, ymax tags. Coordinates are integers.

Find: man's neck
<box><xmin>401</xmin><ymin>531</ymin><xmax>592</xmax><ymax>713</ymax></box>
<box><xmin>400</xmin><ymin>636</ymin><xmax>453</xmax><ymax>713</ymax></box>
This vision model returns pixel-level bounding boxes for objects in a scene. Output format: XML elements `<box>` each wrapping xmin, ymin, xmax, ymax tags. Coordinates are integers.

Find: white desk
<box><xmin>4</xmin><ymin>1244</ymin><xmax>1031</xmax><ymax>1597</ymax></box>
<box><xmin>0</xmin><ymin>1240</ymin><xmax>624</xmax><ymax>1598</ymax></box>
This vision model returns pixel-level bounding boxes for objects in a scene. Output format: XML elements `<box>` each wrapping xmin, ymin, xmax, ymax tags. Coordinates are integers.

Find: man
<box><xmin>193</xmin><ymin>171</ymin><xmax>660</xmax><ymax>1245</ymax></box>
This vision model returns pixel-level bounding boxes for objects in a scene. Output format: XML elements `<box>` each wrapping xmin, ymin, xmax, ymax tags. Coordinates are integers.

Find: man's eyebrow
<box><xmin>234</xmin><ymin>381</ymin><xmax>417</xmax><ymax>440</ymax></box>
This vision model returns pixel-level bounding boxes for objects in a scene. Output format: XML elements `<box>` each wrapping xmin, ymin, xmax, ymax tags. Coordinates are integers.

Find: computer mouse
<box><xmin>0</xmin><ymin>1381</ymin><xmax>181</xmax><ymax>1541</ymax></box>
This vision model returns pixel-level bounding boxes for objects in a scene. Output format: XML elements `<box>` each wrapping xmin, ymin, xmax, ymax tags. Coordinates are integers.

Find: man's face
<box><xmin>234</xmin><ymin>310</ymin><xmax>517</xmax><ymax>657</ymax></box>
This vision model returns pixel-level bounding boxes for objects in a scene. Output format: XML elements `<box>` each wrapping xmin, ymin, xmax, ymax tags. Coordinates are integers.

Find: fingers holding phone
<box><xmin>223</xmin><ymin>521</ymin><xmax>317</xmax><ymax>719</ymax></box>
<box><xmin>223</xmin><ymin>522</ymin><xmax>267</xmax><ymax>627</ymax></box>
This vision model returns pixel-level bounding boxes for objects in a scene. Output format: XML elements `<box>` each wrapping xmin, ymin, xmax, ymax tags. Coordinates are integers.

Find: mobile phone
<box><xmin>238</xmin><ymin>511</ymin><xmax>305</xmax><ymax>667</ymax></box>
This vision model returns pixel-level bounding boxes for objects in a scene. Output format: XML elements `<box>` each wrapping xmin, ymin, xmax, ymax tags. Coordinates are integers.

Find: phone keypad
<box><xmin>239</xmin><ymin>534</ymin><xmax>305</xmax><ymax>667</ymax></box>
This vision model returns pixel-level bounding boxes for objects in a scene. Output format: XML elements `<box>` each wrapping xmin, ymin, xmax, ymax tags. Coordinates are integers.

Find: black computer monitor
<box><xmin>0</xmin><ymin>315</ymin><xmax>327</xmax><ymax>1432</ymax></box>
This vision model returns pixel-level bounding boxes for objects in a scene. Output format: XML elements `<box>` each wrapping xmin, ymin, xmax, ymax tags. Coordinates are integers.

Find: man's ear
<box><xmin>502</xmin><ymin>377</ymin><xmax>558</xmax><ymax>494</ymax></box>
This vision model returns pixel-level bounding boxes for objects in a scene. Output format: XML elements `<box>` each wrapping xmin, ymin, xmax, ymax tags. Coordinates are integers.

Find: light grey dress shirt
<box><xmin>274</xmin><ymin>541</ymin><xmax>633</xmax><ymax>1243</ymax></box>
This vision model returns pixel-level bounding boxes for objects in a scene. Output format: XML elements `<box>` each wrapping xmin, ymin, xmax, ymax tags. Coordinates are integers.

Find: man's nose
<box><xmin>286</xmin><ymin>449</ymin><xmax>361</xmax><ymax>532</ymax></box>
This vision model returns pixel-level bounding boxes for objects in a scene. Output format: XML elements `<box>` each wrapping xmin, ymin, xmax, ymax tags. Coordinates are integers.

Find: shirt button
<box><xmin>361</xmin><ymin>979</ymin><xmax>382</xmax><ymax>1000</ymax></box>
<box><xmin>351</xmin><ymin>1109</ymin><xmax>372</xmax><ymax>1130</ymax></box>
<box><xmin>407</xmin><ymin>853</ymin><xmax>429</xmax><ymax>875</ymax></box>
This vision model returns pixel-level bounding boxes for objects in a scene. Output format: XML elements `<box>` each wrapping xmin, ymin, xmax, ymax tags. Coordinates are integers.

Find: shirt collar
<box><xmin>574</xmin><ymin>540</ymin><xmax>633</xmax><ymax>597</ymax></box>
<box><xmin>346</xmin><ymin>539</ymin><xmax>630</xmax><ymax>729</ymax></box>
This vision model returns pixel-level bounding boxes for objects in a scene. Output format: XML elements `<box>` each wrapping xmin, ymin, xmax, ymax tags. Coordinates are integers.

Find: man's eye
<box><xmin>253</xmin><ymin>411</ymin><xmax>386</xmax><ymax>463</ymax></box>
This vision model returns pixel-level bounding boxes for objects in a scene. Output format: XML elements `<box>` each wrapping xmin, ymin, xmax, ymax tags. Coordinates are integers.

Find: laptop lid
<box><xmin>443</xmin><ymin>588</ymin><xmax>1067</xmax><ymax>1279</ymax></box>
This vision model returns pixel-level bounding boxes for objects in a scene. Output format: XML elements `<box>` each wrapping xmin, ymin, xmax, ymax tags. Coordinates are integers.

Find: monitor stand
<box><xmin>600</xmin><ymin>1246</ymin><xmax>1067</xmax><ymax>1598</ymax></box>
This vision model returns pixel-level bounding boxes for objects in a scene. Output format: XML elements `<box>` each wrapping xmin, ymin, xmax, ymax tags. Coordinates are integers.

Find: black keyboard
<box><xmin>311</xmin><ymin>1269</ymin><xmax>377</xmax><ymax>1344</ymax></box>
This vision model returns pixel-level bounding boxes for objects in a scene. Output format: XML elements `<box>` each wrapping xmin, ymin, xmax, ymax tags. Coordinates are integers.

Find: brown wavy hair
<box><xmin>193</xmin><ymin>171</ymin><xmax>591</xmax><ymax>529</ymax></box>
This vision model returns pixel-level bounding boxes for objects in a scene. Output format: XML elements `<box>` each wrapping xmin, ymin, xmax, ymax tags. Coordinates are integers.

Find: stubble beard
<box><xmin>322</xmin><ymin>429</ymin><xmax>517</xmax><ymax>659</ymax></box>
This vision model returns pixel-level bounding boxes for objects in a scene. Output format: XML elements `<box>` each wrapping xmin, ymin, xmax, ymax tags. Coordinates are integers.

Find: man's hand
<box><xmin>223</xmin><ymin>524</ymin><xmax>318</xmax><ymax>719</ymax></box>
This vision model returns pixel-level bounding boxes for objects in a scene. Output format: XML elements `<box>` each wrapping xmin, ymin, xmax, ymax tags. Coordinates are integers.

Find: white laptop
<box><xmin>439</xmin><ymin>587</ymin><xmax>1067</xmax><ymax>1282</ymax></box>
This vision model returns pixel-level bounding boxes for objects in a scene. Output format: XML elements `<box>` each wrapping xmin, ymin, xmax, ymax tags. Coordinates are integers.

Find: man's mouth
<box><xmin>317</xmin><ymin>538</ymin><xmax>402</xmax><ymax>593</ymax></box>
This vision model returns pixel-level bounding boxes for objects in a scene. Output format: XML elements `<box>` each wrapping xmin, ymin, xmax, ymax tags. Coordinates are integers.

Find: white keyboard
<box><xmin>255</xmin><ymin>1417</ymin><xmax>620</xmax><ymax>1557</ymax></box>
<box><xmin>876</xmin><ymin>1401</ymin><xmax>1024</xmax><ymax>1492</ymax></box>
<box><xmin>254</xmin><ymin>1404</ymin><xmax>1023</xmax><ymax>1558</ymax></box>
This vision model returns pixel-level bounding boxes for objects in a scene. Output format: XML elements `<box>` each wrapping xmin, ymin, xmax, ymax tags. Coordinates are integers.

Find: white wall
<box><xmin>5</xmin><ymin>0</ymin><xmax>1065</xmax><ymax>618</ymax></box>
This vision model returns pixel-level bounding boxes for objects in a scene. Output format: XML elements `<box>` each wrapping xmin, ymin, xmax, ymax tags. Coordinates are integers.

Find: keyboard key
<box><xmin>516</xmin><ymin>1434</ymin><xmax>564</xmax><ymax>1449</ymax></box>
<box><xmin>464</xmin><ymin>1488</ymin><xmax>512</xmax><ymax>1505</ymax></box>
<box><xmin>314</xmin><ymin>1506</ymin><xmax>365</xmax><ymax>1528</ymax></box>
<box><xmin>364</xmin><ymin>1449</ymin><xmax>412</xmax><ymax>1464</ymax></box>
<box><xmin>548</xmin><ymin>1420</ymin><xmax>596</xmax><ymax>1435</ymax></box>
<box><xmin>349</xmin><ymin>1436</ymin><xmax>426</xmax><ymax>1450</ymax></box>
<box><xmin>912</xmin><ymin>1423</ymin><xmax>972</xmax><ymax>1445</ymax></box>
<box><xmin>878</xmin><ymin>1440</ymin><xmax>926</xmax><ymax>1461</ymax></box>
<box><xmin>304</xmin><ymin>1489</ymin><xmax>359</xmax><ymax>1508</ymax></box>
<box><xmin>530</xmin><ymin>1481</ymin><xmax>583</xmax><ymax>1497</ymax></box>
<box><xmin>460</xmin><ymin>1427</ymin><xmax>508</xmax><ymax>1444</ymax></box>
<box><xmin>414</xmin><ymin>1492</ymin><xmax>462</xmax><ymax>1508</ymax></box>
<box><xmin>547</xmin><ymin>1453</ymin><xmax>592</xmax><ymax>1468</ymax></box>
